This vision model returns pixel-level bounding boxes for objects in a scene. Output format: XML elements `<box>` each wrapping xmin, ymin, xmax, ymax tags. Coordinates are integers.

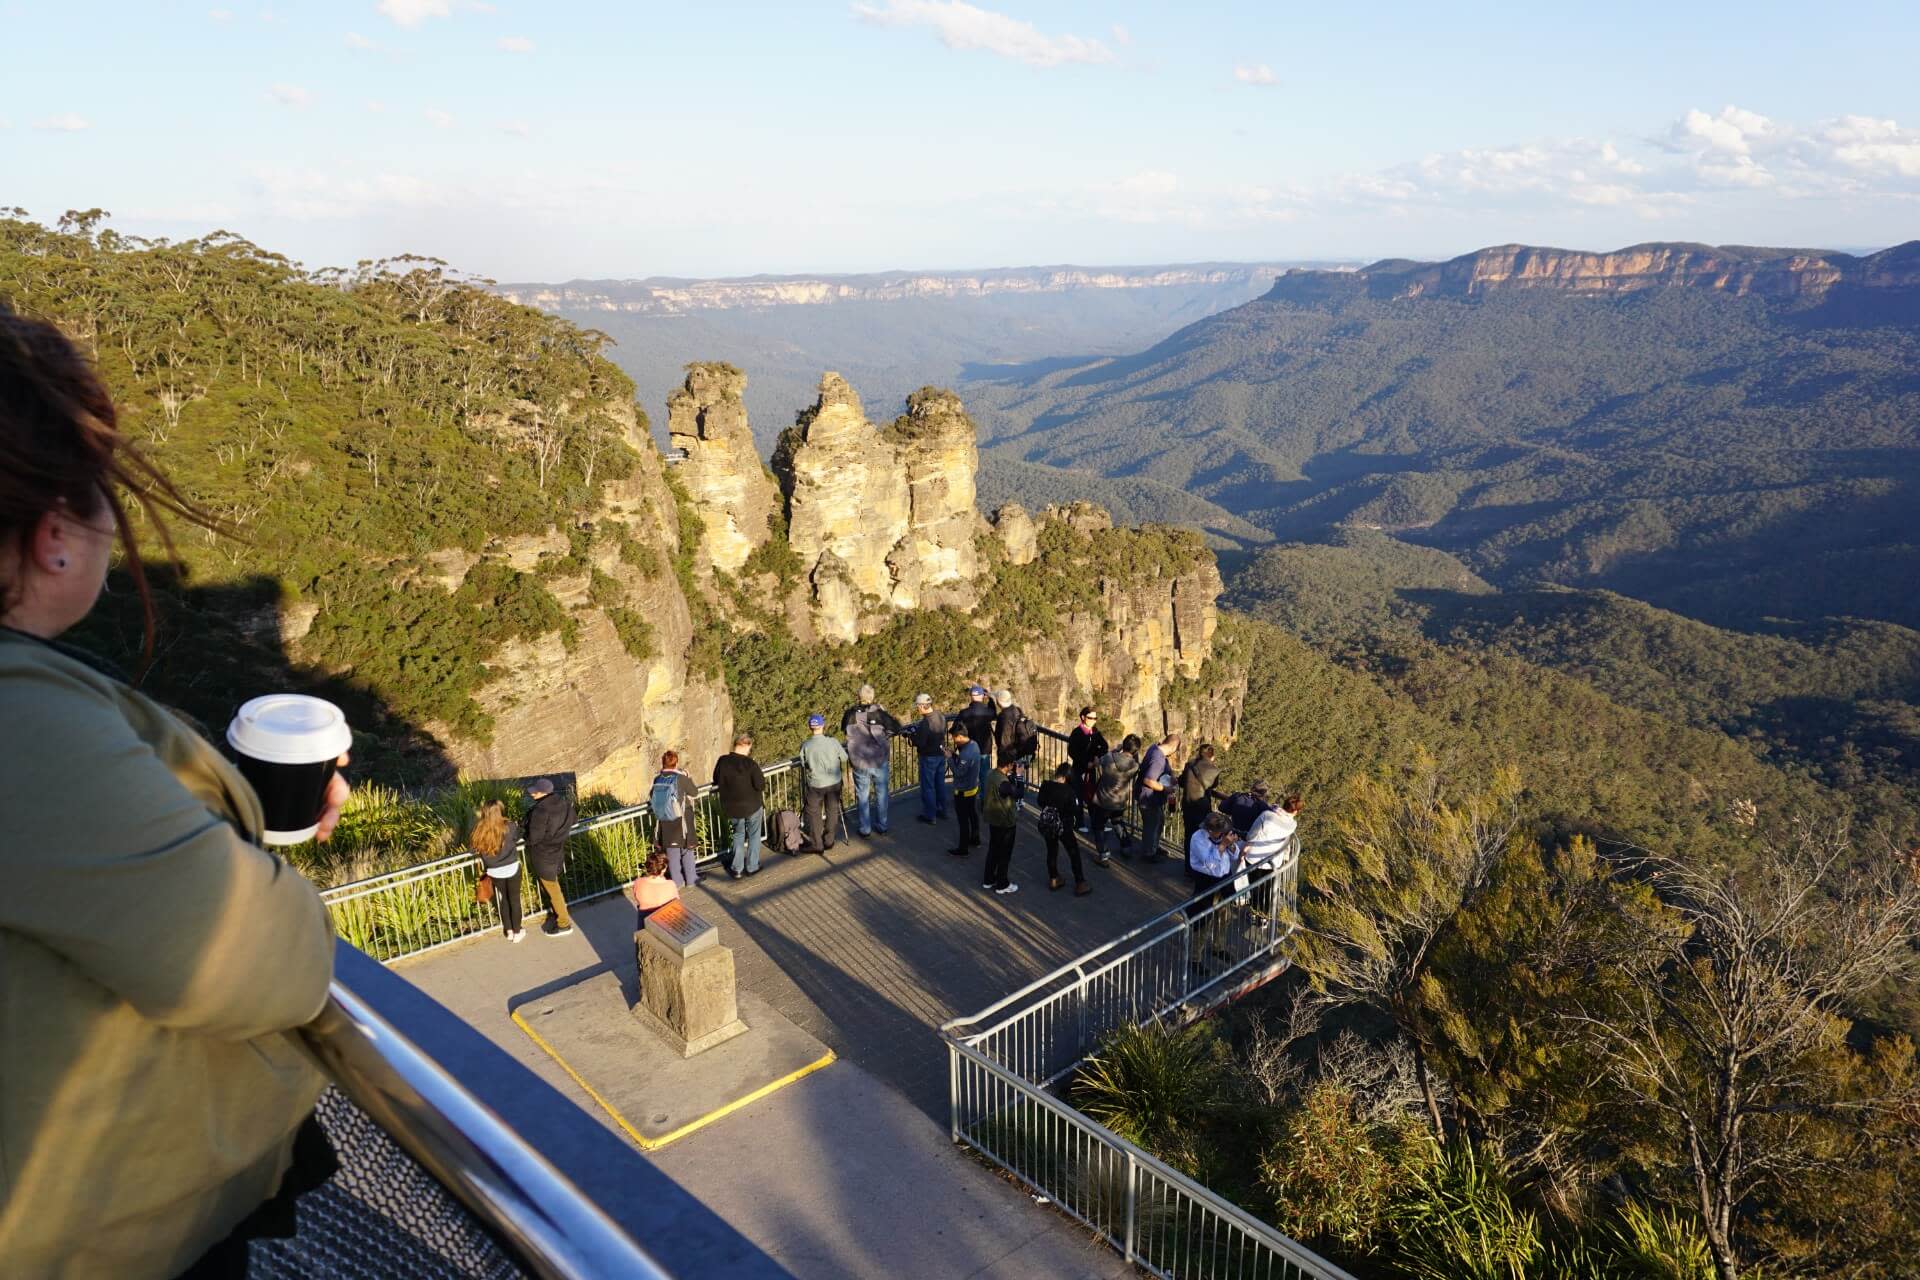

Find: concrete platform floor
<box><xmin>398</xmin><ymin>810</ymin><xmax>1194</xmax><ymax>1278</ymax></box>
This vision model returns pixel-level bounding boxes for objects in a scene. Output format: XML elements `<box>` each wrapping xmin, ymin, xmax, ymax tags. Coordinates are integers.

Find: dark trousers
<box><xmin>804</xmin><ymin>784</ymin><xmax>841</xmax><ymax>852</ymax></box>
<box><xmin>985</xmin><ymin>824</ymin><xmax>1016</xmax><ymax>888</ymax></box>
<box><xmin>1043</xmin><ymin>829</ymin><xmax>1086</xmax><ymax>885</ymax></box>
<box><xmin>1140</xmin><ymin>800</ymin><xmax>1169</xmax><ymax>858</ymax></box>
<box><xmin>952</xmin><ymin>789</ymin><xmax>981</xmax><ymax>850</ymax></box>
<box><xmin>494</xmin><ymin>871</ymin><xmax>523</xmax><ymax>934</ymax></box>
<box><xmin>1088</xmin><ymin>804</ymin><xmax>1124</xmax><ymax>859</ymax></box>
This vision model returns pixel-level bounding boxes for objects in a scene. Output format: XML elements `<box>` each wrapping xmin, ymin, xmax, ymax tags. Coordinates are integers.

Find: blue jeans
<box><xmin>729</xmin><ymin>811</ymin><xmax>764</xmax><ymax>875</ymax></box>
<box><xmin>919</xmin><ymin>756</ymin><xmax>949</xmax><ymax>820</ymax></box>
<box><xmin>854</xmin><ymin>763</ymin><xmax>890</xmax><ymax>834</ymax></box>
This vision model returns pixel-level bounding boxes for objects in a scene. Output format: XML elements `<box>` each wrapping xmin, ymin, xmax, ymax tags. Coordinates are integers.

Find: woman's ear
<box><xmin>28</xmin><ymin>508</ymin><xmax>75</xmax><ymax>574</ymax></box>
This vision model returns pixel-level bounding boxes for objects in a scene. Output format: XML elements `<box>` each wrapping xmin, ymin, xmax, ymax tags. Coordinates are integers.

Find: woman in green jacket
<box><xmin>0</xmin><ymin>309</ymin><xmax>348</xmax><ymax>1278</ymax></box>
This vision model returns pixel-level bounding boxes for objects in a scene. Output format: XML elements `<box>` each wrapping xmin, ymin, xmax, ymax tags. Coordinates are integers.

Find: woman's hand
<box><xmin>315</xmin><ymin>753</ymin><xmax>352</xmax><ymax>842</ymax></box>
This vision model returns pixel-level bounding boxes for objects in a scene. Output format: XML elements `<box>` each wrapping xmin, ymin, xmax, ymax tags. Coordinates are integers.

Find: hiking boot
<box><xmin>1049</xmin><ymin>877</ymin><xmax>1065</xmax><ymax>891</ymax></box>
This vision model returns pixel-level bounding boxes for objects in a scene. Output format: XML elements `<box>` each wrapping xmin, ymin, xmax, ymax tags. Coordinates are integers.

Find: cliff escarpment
<box><xmin>1266</xmin><ymin>239</ymin><xmax>1920</xmax><ymax>304</ymax></box>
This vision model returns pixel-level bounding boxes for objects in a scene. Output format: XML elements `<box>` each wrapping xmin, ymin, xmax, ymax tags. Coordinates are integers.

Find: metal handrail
<box><xmin>301</xmin><ymin>976</ymin><xmax>671</xmax><ymax>1280</ymax></box>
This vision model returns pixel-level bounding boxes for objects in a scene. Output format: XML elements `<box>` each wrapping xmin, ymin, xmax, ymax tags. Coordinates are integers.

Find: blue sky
<box><xmin>4</xmin><ymin>1</ymin><xmax>1918</xmax><ymax>279</ymax></box>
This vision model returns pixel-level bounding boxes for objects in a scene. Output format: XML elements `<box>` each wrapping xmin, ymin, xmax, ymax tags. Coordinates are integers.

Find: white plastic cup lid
<box><xmin>227</xmin><ymin>694</ymin><xmax>352</xmax><ymax>765</ymax></box>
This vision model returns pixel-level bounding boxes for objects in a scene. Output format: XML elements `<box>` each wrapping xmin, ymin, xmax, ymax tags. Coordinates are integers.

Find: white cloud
<box><xmin>851</xmin><ymin>0</ymin><xmax>1116</xmax><ymax>69</ymax></box>
<box><xmin>497</xmin><ymin>34</ymin><xmax>534</xmax><ymax>53</ymax></box>
<box><xmin>32</xmin><ymin>113</ymin><xmax>90</xmax><ymax>132</ymax></box>
<box><xmin>1822</xmin><ymin>114</ymin><xmax>1920</xmax><ymax>178</ymax></box>
<box><xmin>499</xmin><ymin>120</ymin><xmax>531</xmax><ymax>137</ymax></box>
<box><xmin>345</xmin><ymin>31</ymin><xmax>379</xmax><ymax>50</ymax></box>
<box><xmin>377</xmin><ymin>0</ymin><xmax>452</xmax><ymax>27</ymax></box>
<box><xmin>1110</xmin><ymin>23</ymin><xmax>1130</xmax><ymax>46</ymax></box>
<box><xmin>208</xmin><ymin>8</ymin><xmax>234</xmax><ymax>21</ymax></box>
<box><xmin>268</xmin><ymin>83</ymin><xmax>312</xmax><ymax>108</ymax></box>
<box><xmin>424</xmin><ymin>108</ymin><xmax>455</xmax><ymax>129</ymax></box>
<box><xmin>1234</xmin><ymin>64</ymin><xmax>1279</xmax><ymax>87</ymax></box>
<box><xmin>255</xmin><ymin>167</ymin><xmax>452</xmax><ymax>220</ymax></box>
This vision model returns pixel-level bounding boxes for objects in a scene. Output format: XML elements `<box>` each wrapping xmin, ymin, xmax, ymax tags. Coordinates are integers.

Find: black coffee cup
<box><xmin>227</xmin><ymin>694</ymin><xmax>353</xmax><ymax>845</ymax></box>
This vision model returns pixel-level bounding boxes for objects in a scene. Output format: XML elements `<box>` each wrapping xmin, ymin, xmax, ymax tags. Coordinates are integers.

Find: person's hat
<box><xmin>526</xmin><ymin>778</ymin><xmax>555</xmax><ymax>796</ymax></box>
<box><xmin>994</xmin><ymin>688</ymin><xmax>1013</xmax><ymax>706</ymax></box>
<box><xmin>858</xmin><ymin>683</ymin><xmax>875</xmax><ymax>702</ymax></box>
<box><xmin>808</xmin><ymin>713</ymin><xmax>826</xmax><ymax>728</ymax></box>
<box><xmin>914</xmin><ymin>692</ymin><xmax>932</xmax><ymax>706</ymax></box>
<box><xmin>969</xmin><ymin>684</ymin><xmax>986</xmax><ymax>696</ymax></box>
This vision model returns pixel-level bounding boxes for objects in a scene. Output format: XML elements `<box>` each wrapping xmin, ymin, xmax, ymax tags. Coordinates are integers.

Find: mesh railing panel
<box><xmin>249</xmin><ymin>1088</ymin><xmax>526</xmax><ymax>1280</ymax></box>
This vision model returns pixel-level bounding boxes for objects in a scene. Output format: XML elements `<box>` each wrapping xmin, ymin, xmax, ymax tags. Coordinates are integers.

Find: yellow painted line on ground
<box><xmin>510</xmin><ymin>1008</ymin><xmax>836</xmax><ymax>1152</ymax></box>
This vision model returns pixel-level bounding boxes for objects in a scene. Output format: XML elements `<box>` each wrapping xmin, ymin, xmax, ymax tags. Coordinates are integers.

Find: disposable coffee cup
<box><xmin>227</xmin><ymin>694</ymin><xmax>353</xmax><ymax>846</ymax></box>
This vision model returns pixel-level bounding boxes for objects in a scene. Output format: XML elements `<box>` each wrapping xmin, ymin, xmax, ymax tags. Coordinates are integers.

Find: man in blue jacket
<box><xmin>947</xmin><ymin>723</ymin><xmax>984</xmax><ymax>857</ymax></box>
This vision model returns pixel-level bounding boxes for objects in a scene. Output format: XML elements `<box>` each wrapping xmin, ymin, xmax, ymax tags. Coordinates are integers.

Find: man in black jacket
<box><xmin>955</xmin><ymin>685</ymin><xmax>999</xmax><ymax>768</ymax></box>
<box><xmin>1066</xmin><ymin>707</ymin><xmax>1108</xmax><ymax>834</ymax></box>
<box><xmin>524</xmin><ymin>778</ymin><xmax>577</xmax><ymax>937</ymax></box>
<box><xmin>992</xmin><ymin>687</ymin><xmax>1037</xmax><ymax>767</ymax></box>
<box><xmin>909</xmin><ymin>693</ymin><xmax>949</xmax><ymax>824</ymax></box>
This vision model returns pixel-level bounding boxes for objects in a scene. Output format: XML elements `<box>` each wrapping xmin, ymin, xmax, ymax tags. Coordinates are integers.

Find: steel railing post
<box><xmin>1124</xmin><ymin>1150</ymin><xmax>1138</xmax><ymax>1263</ymax></box>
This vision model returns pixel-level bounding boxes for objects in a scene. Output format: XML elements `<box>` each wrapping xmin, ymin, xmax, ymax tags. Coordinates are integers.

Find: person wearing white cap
<box><xmin>841</xmin><ymin>683</ymin><xmax>902</xmax><ymax>838</ymax></box>
<box><xmin>992</xmin><ymin>687</ymin><xmax>1037</xmax><ymax>768</ymax></box>
<box><xmin>908</xmin><ymin>692</ymin><xmax>950</xmax><ymax>824</ymax></box>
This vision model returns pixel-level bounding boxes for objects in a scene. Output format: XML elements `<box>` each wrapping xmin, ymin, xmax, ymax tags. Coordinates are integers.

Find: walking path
<box><xmin>399</xmin><ymin>808</ymin><xmax>1194</xmax><ymax>1278</ymax></box>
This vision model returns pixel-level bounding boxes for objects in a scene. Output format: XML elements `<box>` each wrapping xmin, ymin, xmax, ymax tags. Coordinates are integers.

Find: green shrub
<box><xmin>1260</xmin><ymin>1083</ymin><xmax>1433</xmax><ymax>1258</ymax></box>
<box><xmin>1074</xmin><ymin>1021</ymin><xmax>1231</xmax><ymax>1175</ymax></box>
<box><xmin>1389</xmin><ymin>1142</ymin><xmax>1543</xmax><ymax>1280</ymax></box>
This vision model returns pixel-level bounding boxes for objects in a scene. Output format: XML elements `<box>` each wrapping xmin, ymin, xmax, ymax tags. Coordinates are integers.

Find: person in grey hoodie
<box><xmin>841</xmin><ymin>684</ymin><xmax>902</xmax><ymax>837</ymax></box>
<box><xmin>798</xmin><ymin>713</ymin><xmax>851</xmax><ymax>854</ymax></box>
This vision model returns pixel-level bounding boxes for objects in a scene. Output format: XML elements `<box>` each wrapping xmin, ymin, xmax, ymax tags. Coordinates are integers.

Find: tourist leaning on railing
<box><xmin>649</xmin><ymin>750</ymin><xmax>700</xmax><ymax>889</ymax></box>
<box><xmin>1136</xmin><ymin>730</ymin><xmax>1180</xmax><ymax>858</ymax></box>
<box><xmin>0</xmin><ymin>308</ymin><xmax>349</xmax><ymax>1279</ymax></box>
<box><xmin>711</xmin><ymin>731</ymin><xmax>766</xmax><ymax>878</ymax></box>
<box><xmin>1243</xmin><ymin>790</ymin><xmax>1301</xmax><ymax>869</ymax></box>
<box><xmin>470</xmin><ymin>801</ymin><xmax>526</xmax><ymax>942</ymax></box>
<box><xmin>525</xmin><ymin>778</ymin><xmax>577</xmax><ymax>937</ymax></box>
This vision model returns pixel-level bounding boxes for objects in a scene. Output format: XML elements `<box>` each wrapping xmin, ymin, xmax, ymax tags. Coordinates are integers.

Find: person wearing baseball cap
<box><xmin>523</xmin><ymin>777</ymin><xmax>577</xmax><ymax>936</ymax></box>
<box><xmin>909</xmin><ymin>692</ymin><xmax>950</xmax><ymax>824</ymax></box>
<box><xmin>799</xmin><ymin>713</ymin><xmax>851</xmax><ymax>854</ymax></box>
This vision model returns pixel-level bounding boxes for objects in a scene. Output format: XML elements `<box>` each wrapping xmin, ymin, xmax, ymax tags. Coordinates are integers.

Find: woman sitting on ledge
<box><xmin>0</xmin><ymin>306</ymin><xmax>349</xmax><ymax>1278</ymax></box>
<box><xmin>631</xmin><ymin>848</ymin><xmax>681</xmax><ymax>926</ymax></box>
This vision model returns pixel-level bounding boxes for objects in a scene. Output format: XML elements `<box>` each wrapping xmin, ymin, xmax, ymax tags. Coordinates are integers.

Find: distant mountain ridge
<box><xmin>1268</xmin><ymin>239</ymin><xmax>1920</xmax><ymax>303</ymax></box>
<box><xmin>502</xmin><ymin>261</ymin><xmax>1326</xmax><ymax>315</ymax></box>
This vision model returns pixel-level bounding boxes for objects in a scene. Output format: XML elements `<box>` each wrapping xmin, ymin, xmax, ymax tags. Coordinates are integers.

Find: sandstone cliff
<box><xmin>665</xmin><ymin>363</ymin><xmax>777</xmax><ymax>575</ymax></box>
<box><xmin>1267</xmin><ymin>239</ymin><xmax>1920</xmax><ymax>304</ymax></box>
<box><xmin>405</xmin><ymin>399</ymin><xmax>735</xmax><ymax>801</ymax></box>
<box><xmin>770</xmin><ymin>373</ymin><xmax>981</xmax><ymax>642</ymax></box>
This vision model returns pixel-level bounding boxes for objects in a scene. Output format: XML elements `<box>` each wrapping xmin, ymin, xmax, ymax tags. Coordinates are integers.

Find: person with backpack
<box><xmin>469</xmin><ymin>800</ymin><xmax>525</xmax><ymax>942</ymax></box>
<box><xmin>525</xmin><ymin>777</ymin><xmax>577</xmax><ymax>937</ymax></box>
<box><xmin>956</xmin><ymin>685</ymin><xmax>999</xmax><ymax>768</ymax></box>
<box><xmin>649</xmin><ymin>750</ymin><xmax>701</xmax><ymax>888</ymax></box>
<box><xmin>1037</xmin><ymin>761</ymin><xmax>1089</xmax><ymax>895</ymax></box>
<box><xmin>1178</xmin><ymin>743</ymin><xmax>1222</xmax><ymax>862</ymax></box>
<box><xmin>993</xmin><ymin>687</ymin><xmax>1038</xmax><ymax>767</ymax></box>
<box><xmin>799</xmin><ymin>713</ymin><xmax>852</xmax><ymax>854</ymax></box>
<box><xmin>1136</xmin><ymin>730</ymin><xmax>1180</xmax><ymax>859</ymax></box>
<box><xmin>909</xmin><ymin>692</ymin><xmax>950</xmax><ymax>825</ymax></box>
<box><xmin>980</xmin><ymin>756</ymin><xmax>1025</xmax><ymax>895</ymax></box>
<box><xmin>1066</xmin><ymin>707</ymin><xmax>1108</xmax><ymax>834</ymax></box>
<box><xmin>947</xmin><ymin>723</ymin><xmax>984</xmax><ymax>857</ymax></box>
<box><xmin>841</xmin><ymin>683</ymin><xmax>902</xmax><ymax>838</ymax></box>
<box><xmin>712</xmin><ymin>731</ymin><xmax>767</xmax><ymax>879</ymax></box>
<box><xmin>1090</xmin><ymin>734</ymin><xmax>1141</xmax><ymax>865</ymax></box>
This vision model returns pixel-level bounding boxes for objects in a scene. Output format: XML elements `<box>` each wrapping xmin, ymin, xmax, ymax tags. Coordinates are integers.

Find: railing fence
<box><xmin>942</xmin><ymin>855</ymin><xmax>1350</xmax><ymax>1280</ymax></box>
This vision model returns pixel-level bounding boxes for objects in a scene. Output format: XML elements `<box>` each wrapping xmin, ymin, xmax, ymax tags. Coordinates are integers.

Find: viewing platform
<box><xmin>399</xmin><ymin>804</ymin><xmax>1193</xmax><ymax>1278</ymax></box>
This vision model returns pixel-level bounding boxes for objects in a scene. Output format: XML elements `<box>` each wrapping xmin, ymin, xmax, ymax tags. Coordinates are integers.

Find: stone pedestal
<box><xmin>634</xmin><ymin>901</ymin><xmax>748</xmax><ymax>1058</ymax></box>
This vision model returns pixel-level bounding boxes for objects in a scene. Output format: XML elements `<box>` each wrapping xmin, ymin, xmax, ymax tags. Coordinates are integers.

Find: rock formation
<box><xmin>1267</xmin><ymin>240</ymin><xmax>1920</xmax><ymax>305</ymax></box>
<box><xmin>990</xmin><ymin>503</ymin><xmax>1037</xmax><ymax>566</ymax></box>
<box><xmin>432</xmin><ymin>400</ymin><xmax>735</xmax><ymax>801</ymax></box>
<box><xmin>665</xmin><ymin>363</ymin><xmax>776</xmax><ymax>575</ymax></box>
<box><xmin>771</xmin><ymin>373</ymin><xmax>980</xmax><ymax>642</ymax></box>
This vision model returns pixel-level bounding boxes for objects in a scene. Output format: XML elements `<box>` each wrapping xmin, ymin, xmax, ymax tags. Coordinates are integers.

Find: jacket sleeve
<box><xmin>1</xmin><ymin>669</ymin><xmax>334</xmax><ymax>1040</ymax></box>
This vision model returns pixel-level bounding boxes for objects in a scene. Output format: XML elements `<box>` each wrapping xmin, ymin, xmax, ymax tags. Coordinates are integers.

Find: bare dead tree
<box><xmin>1569</xmin><ymin>823</ymin><xmax>1920</xmax><ymax>1280</ymax></box>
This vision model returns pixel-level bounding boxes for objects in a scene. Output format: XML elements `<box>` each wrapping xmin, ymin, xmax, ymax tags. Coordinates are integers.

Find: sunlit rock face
<box><xmin>666</xmin><ymin>363</ymin><xmax>776</xmax><ymax>576</ymax></box>
<box><xmin>772</xmin><ymin>373</ymin><xmax>980</xmax><ymax>641</ymax></box>
<box><xmin>440</xmin><ymin>400</ymin><xmax>734</xmax><ymax>801</ymax></box>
